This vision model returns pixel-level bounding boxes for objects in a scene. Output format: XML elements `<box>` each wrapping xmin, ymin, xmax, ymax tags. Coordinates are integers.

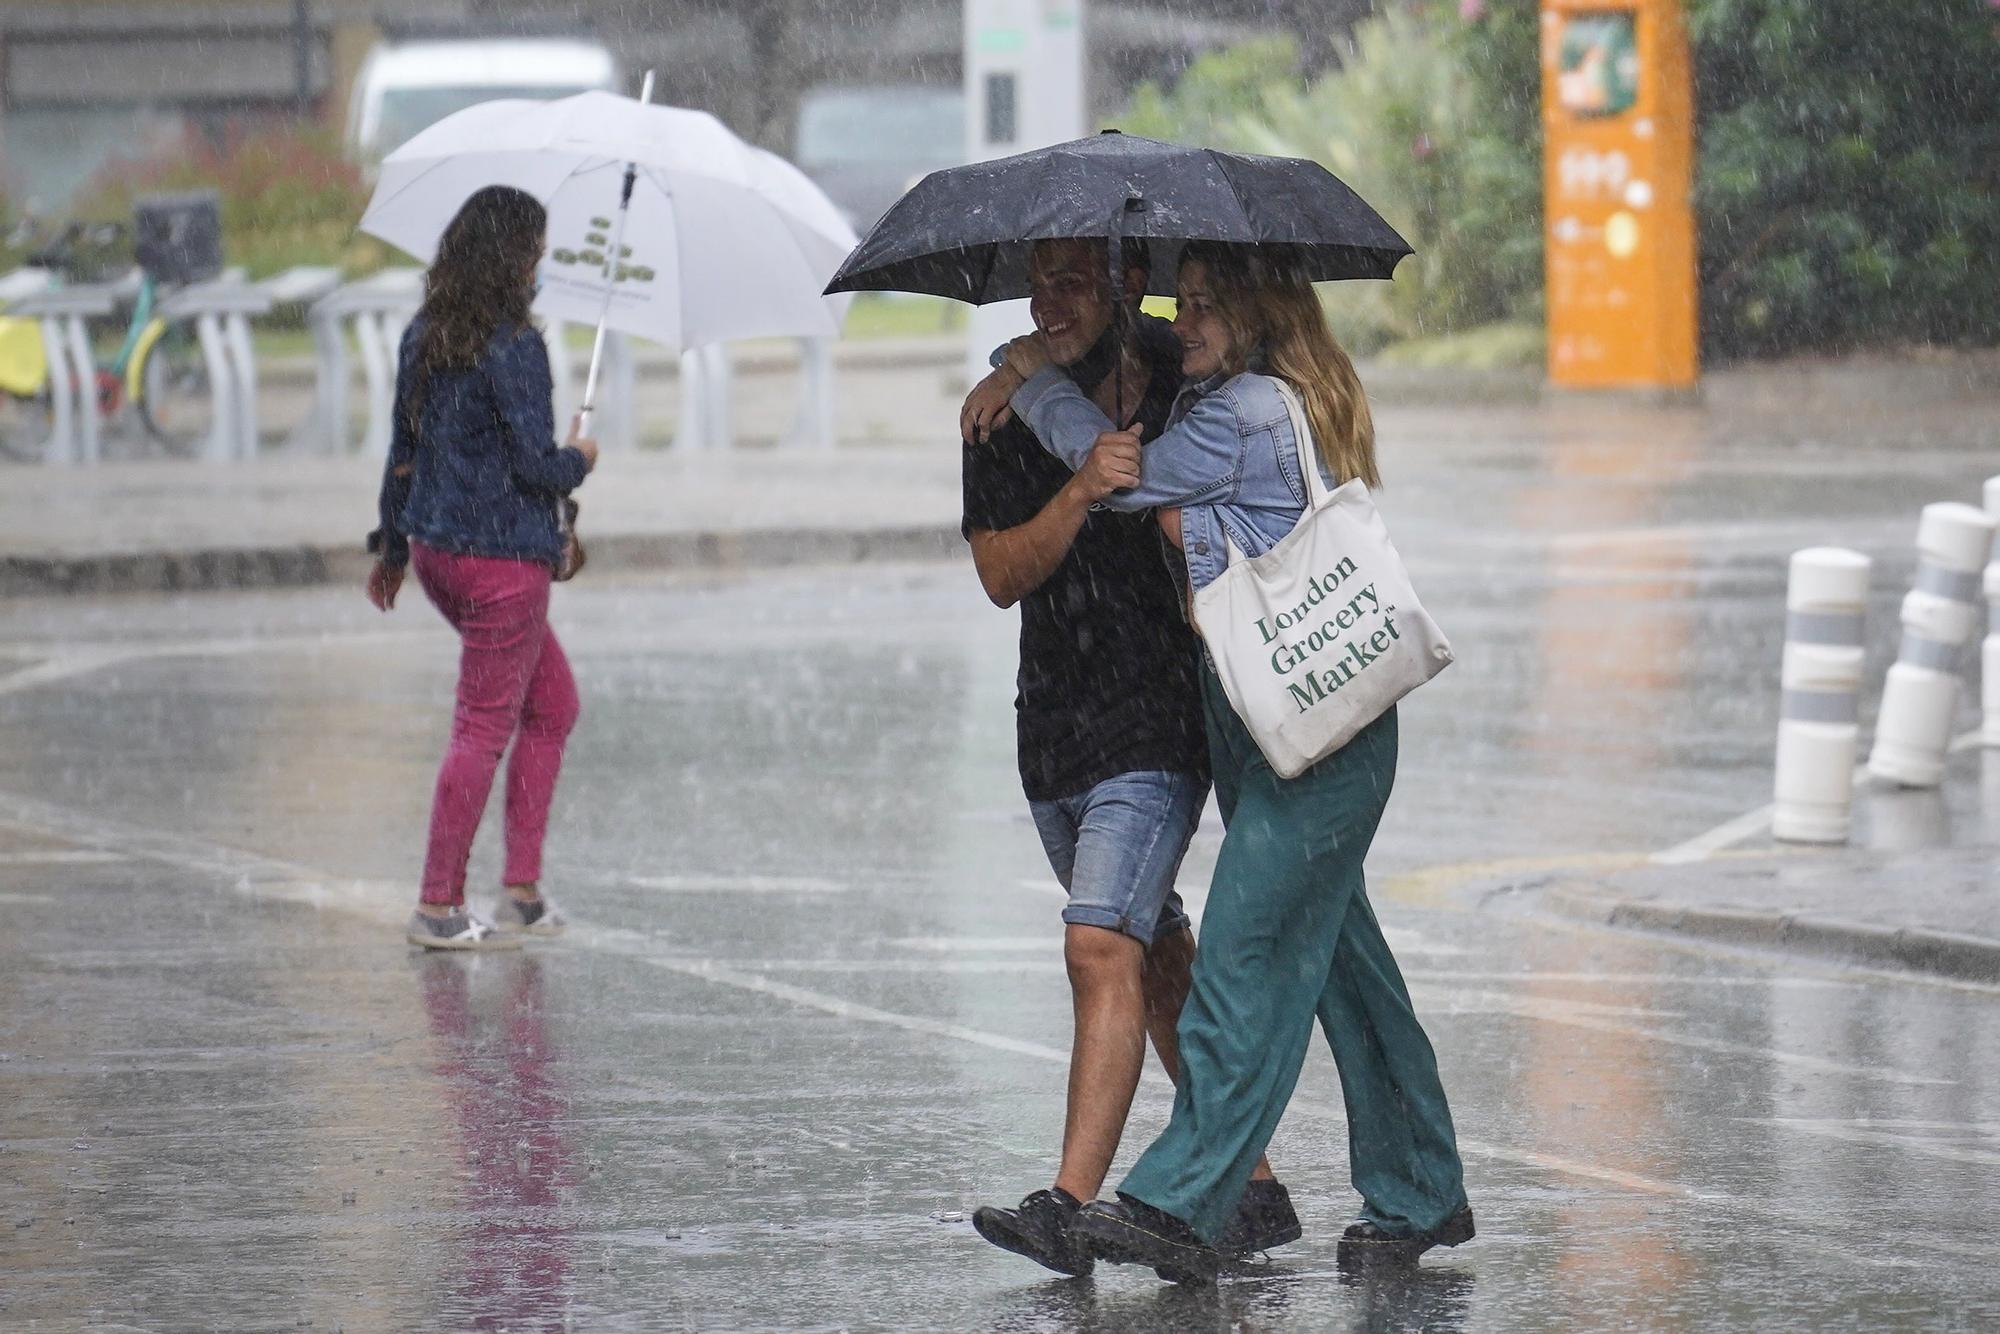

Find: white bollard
<box><xmin>1867</xmin><ymin>502</ymin><xmax>1998</xmax><ymax>787</ymax></box>
<box><xmin>1983</xmin><ymin>476</ymin><xmax>2000</xmax><ymax>747</ymax></box>
<box><xmin>1773</xmin><ymin>547</ymin><xmax>1871</xmax><ymax>843</ymax></box>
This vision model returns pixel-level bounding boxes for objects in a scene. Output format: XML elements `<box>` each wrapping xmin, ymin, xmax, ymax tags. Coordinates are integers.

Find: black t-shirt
<box><xmin>961</xmin><ymin>319</ymin><xmax>1209</xmax><ymax>801</ymax></box>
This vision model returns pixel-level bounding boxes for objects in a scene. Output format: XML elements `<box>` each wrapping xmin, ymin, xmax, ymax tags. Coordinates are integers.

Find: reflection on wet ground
<box><xmin>4</xmin><ymin>396</ymin><xmax>1999</xmax><ymax>1326</ymax></box>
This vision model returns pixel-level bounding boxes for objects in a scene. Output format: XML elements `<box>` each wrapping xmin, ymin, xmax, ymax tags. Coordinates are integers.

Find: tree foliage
<box><xmin>73</xmin><ymin>126</ymin><xmax>384</xmax><ymax>280</ymax></box>
<box><xmin>1118</xmin><ymin>0</ymin><xmax>2000</xmax><ymax>359</ymax></box>
<box><xmin>1115</xmin><ymin>14</ymin><xmax>1527</xmax><ymax>353</ymax></box>
<box><xmin>1691</xmin><ymin>0</ymin><xmax>2000</xmax><ymax>355</ymax></box>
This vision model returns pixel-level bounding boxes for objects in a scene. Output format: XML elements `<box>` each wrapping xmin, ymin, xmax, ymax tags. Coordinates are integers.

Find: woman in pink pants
<box><xmin>363</xmin><ymin>185</ymin><xmax>598</xmax><ymax>950</ymax></box>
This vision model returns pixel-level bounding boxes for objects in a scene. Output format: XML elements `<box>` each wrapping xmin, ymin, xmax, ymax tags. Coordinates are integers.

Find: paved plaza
<box><xmin>3</xmin><ymin>363</ymin><xmax>1998</xmax><ymax>1328</ymax></box>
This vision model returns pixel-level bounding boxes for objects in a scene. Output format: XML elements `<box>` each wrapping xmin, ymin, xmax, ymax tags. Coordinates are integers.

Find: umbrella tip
<box><xmin>1100</xmin><ymin>127</ymin><xmax>1122</xmax><ymax>135</ymax></box>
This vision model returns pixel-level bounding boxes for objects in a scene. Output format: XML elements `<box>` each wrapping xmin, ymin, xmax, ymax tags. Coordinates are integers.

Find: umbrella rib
<box><xmin>361</xmin><ymin>151</ymin><xmax>619</xmax><ymax>228</ymax></box>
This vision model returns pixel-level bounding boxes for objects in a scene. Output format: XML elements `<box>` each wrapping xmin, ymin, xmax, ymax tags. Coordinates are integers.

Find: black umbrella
<box><xmin>823</xmin><ymin>129</ymin><xmax>1413</xmax><ymax>304</ymax></box>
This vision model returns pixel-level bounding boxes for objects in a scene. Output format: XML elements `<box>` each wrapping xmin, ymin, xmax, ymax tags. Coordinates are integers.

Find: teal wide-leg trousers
<box><xmin>1118</xmin><ymin>668</ymin><xmax>1467</xmax><ymax>1243</ymax></box>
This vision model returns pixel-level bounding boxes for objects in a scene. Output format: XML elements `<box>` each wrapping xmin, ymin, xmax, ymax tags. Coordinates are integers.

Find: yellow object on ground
<box><xmin>0</xmin><ymin>317</ymin><xmax>47</xmax><ymax>398</ymax></box>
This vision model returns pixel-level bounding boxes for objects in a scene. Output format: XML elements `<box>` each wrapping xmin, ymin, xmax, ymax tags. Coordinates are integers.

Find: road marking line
<box><xmin>1015</xmin><ymin>878</ymin><xmax>1068</xmax><ymax>898</ymax></box>
<box><xmin>1650</xmin><ymin>804</ymin><xmax>1777</xmax><ymax>866</ymax></box>
<box><xmin>1479</xmin><ymin>998</ymin><xmax>1948</xmax><ymax>1086</ymax></box>
<box><xmin>0</xmin><ymin>631</ymin><xmax>424</xmax><ymax>698</ymax></box>
<box><xmin>0</xmin><ymin>652</ymin><xmax>130</xmax><ymax>698</ymax></box>
<box><xmin>0</xmin><ymin>784</ymin><xmax>1985</xmax><ymax>1269</ymax></box>
<box><xmin>1754</xmin><ymin>1117</ymin><xmax>2000</xmax><ymax>1167</ymax></box>
<box><xmin>0</xmin><ymin>850</ymin><xmax>131</xmax><ymax>865</ymax></box>
<box><xmin>629</xmin><ymin>874</ymin><xmax>849</xmax><ymax>895</ymax></box>
<box><xmin>1652</xmin><ymin>728</ymin><xmax>1983</xmax><ymax>866</ymax></box>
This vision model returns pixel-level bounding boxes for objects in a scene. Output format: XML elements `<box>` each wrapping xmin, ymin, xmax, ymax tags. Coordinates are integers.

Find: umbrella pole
<box><xmin>577</xmin><ymin>70</ymin><xmax>656</xmax><ymax>438</ymax></box>
<box><xmin>1108</xmin><ymin>197</ymin><xmax>1145</xmax><ymax>428</ymax></box>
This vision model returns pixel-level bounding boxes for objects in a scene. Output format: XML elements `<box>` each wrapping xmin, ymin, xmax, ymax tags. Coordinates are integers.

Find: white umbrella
<box><xmin>358</xmin><ymin>76</ymin><xmax>856</xmax><ymax>430</ymax></box>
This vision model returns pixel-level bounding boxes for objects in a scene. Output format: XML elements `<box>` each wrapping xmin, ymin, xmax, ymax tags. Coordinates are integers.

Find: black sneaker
<box><xmin>1335</xmin><ymin>1204</ymin><xmax>1476</xmax><ymax>1269</ymax></box>
<box><xmin>971</xmin><ymin>1188</ymin><xmax>1093</xmax><ymax>1277</ymax></box>
<box><xmin>1216</xmin><ymin>1179</ymin><xmax>1303</xmax><ymax>1256</ymax></box>
<box><xmin>1074</xmin><ymin>1195</ymin><xmax>1224</xmax><ymax>1285</ymax></box>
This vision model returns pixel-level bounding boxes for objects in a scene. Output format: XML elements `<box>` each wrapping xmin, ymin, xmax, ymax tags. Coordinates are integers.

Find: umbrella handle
<box><xmin>575</xmin><ymin>406</ymin><xmax>594</xmax><ymax>440</ymax></box>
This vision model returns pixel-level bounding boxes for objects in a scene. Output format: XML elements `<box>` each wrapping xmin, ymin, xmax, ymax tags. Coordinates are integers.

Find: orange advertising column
<box><xmin>1542</xmin><ymin>0</ymin><xmax>1698</xmax><ymax>390</ymax></box>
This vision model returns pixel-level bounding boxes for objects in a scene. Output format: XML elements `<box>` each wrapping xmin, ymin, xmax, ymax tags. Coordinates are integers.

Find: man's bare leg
<box><xmin>1141</xmin><ymin>926</ymin><xmax>1277</xmax><ymax>1183</ymax></box>
<box><xmin>1051</xmin><ymin>923</ymin><xmax>1275</xmax><ymax>1202</ymax></box>
<box><xmin>1052</xmin><ymin>924</ymin><xmax>1149</xmax><ymax>1202</ymax></box>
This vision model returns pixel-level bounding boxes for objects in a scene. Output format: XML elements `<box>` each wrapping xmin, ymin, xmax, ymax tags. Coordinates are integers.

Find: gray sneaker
<box><xmin>405</xmin><ymin>908</ymin><xmax>523</xmax><ymax>951</ymax></box>
<box><xmin>491</xmin><ymin>894</ymin><xmax>566</xmax><ymax>936</ymax></box>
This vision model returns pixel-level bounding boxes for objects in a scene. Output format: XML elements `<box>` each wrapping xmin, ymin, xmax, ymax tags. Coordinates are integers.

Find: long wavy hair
<box><xmin>406</xmin><ymin>185</ymin><xmax>546</xmax><ymax>428</ymax></box>
<box><xmin>1178</xmin><ymin>241</ymin><xmax>1379</xmax><ymax>490</ymax></box>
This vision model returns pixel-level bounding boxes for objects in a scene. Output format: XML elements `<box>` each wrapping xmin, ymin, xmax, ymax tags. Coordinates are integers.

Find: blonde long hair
<box><xmin>1179</xmin><ymin>242</ymin><xmax>1379</xmax><ymax>490</ymax></box>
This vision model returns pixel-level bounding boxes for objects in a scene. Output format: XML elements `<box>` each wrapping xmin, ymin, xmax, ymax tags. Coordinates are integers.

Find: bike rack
<box><xmin>678</xmin><ymin>338</ymin><xmax>835</xmax><ymax>452</ymax></box>
<box><xmin>7</xmin><ymin>281</ymin><xmax>120</xmax><ymax>466</ymax></box>
<box><xmin>288</xmin><ymin>282</ymin><xmax>834</xmax><ymax>456</ymax></box>
<box><xmin>677</xmin><ymin>343</ymin><xmax>732</xmax><ymax>451</ymax></box>
<box><xmin>790</xmin><ymin>337</ymin><xmax>836</xmax><ymax>450</ymax></box>
<box><xmin>298</xmin><ymin>270</ymin><xmax>422</xmax><ymax>455</ymax></box>
<box><xmin>159</xmin><ymin>279</ymin><xmax>275</xmax><ymax>462</ymax></box>
<box><xmin>545</xmin><ymin>330</ymin><xmax>835</xmax><ymax>452</ymax></box>
<box><xmin>545</xmin><ymin>321</ymin><xmax>636</xmax><ymax>453</ymax></box>
<box><xmin>234</xmin><ymin>266</ymin><xmax>343</xmax><ymax>455</ymax></box>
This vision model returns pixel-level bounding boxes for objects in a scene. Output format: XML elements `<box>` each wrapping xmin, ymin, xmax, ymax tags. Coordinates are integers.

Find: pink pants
<box><xmin>411</xmin><ymin>541</ymin><xmax>580</xmax><ymax>907</ymax></box>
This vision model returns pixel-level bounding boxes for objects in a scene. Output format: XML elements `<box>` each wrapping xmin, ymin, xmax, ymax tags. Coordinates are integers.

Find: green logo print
<box><xmin>548</xmin><ymin>215</ymin><xmax>656</xmax><ymax>283</ymax></box>
<box><xmin>1248</xmin><ymin>560</ymin><xmax>1404</xmax><ymax>716</ymax></box>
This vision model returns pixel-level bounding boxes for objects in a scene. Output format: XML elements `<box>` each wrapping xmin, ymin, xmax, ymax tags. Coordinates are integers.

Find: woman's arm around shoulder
<box><xmin>1009</xmin><ymin>365</ymin><xmax>1256</xmax><ymax>512</ymax></box>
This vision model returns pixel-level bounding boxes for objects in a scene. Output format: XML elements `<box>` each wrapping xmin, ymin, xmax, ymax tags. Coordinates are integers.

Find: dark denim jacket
<box><xmin>367</xmin><ymin>320</ymin><xmax>589</xmax><ymax>569</ymax></box>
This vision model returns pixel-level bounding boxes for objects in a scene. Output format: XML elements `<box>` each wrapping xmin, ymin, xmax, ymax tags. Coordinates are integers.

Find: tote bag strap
<box><xmin>1214</xmin><ymin>377</ymin><xmax>1333</xmax><ymax>569</ymax></box>
<box><xmin>1268</xmin><ymin>377</ymin><xmax>1336</xmax><ymax>511</ymax></box>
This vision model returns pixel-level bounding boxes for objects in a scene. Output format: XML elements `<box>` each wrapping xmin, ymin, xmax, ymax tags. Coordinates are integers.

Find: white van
<box><xmin>346</xmin><ymin>38</ymin><xmax>619</xmax><ymax>163</ymax></box>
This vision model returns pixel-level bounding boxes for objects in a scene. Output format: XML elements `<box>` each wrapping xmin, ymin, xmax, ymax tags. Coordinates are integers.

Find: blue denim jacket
<box><xmin>1012</xmin><ymin>363</ymin><xmax>1324</xmax><ymax>591</ymax></box>
<box><xmin>368</xmin><ymin>320</ymin><xmax>589</xmax><ymax>569</ymax></box>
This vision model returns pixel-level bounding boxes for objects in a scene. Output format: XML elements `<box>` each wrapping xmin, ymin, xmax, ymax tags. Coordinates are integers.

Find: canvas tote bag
<box><xmin>1191</xmin><ymin>378</ymin><xmax>1452</xmax><ymax>778</ymax></box>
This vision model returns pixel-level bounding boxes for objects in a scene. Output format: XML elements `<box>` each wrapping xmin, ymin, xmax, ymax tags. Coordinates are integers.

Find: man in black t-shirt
<box><xmin>959</xmin><ymin>238</ymin><xmax>1293</xmax><ymax>1277</ymax></box>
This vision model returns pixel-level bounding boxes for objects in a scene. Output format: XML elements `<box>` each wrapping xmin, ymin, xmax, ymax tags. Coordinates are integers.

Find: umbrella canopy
<box><xmin>360</xmin><ymin>90</ymin><xmax>857</xmax><ymax>349</ymax></box>
<box><xmin>825</xmin><ymin>130</ymin><xmax>1412</xmax><ymax>303</ymax></box>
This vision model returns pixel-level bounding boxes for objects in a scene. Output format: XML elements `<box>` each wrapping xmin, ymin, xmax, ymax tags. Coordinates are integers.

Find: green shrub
<box><xmin>1120</xmin><ymin>1</ymin><xmax>2000</xmax><ymax>361</ymax></box>
<box><xmin>1112</xmin><ymin>11</ymin><xmax>1533</xmax><ymax>353</ymax></box>
<box><xmin>1690</xmin><ymin>0</ymin><xmax>2000</xmax><ymax>356</ymax></box>
<box><xmin>73</xmin><ymin>126</ymin><xmax>383</xmax><ymax>281</ymax></box>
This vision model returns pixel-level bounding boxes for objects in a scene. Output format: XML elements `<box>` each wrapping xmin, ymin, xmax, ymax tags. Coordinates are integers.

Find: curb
<box><xmin>0</xmin><ymin>525</ymin><xmax>965</xmax><ymax>599</ymax></box>
<box><xmin>1542</xmin><ymin>883</ymin><xmax>2000</xmax><ymax>985</ymax></box>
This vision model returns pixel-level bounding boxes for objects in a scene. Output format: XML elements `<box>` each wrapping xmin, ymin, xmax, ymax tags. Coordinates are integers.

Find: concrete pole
<box><xmin>964</xmin><ymin>0</ymin><xmax>1087</xmax><ymax>387</ymax></box>
<box><xmin>61</xmin><ymin>315</ymin><xmax>101</xmax><ymax>465</ymax></box>
<box><xmin>194</xmin><ymin>312</ymin><xmax>238</xmax><ymax>464</ymax></box>
<box><xmin>1983</xmin><ymin>476</ymin><xmax>2000</xmax><ymax>747</ymax></box>
<box><xmin>1867</xmin><ymin>502</ymin><xmax>1997</xmax><ymax>787</ymax></box>
<box><xmin>223</xmin><ymin>313</ymin><xmax>259</xmax><ymax>460</ymax></box>
<box><xmin>39</xmin><ymin>317</ymin><xmax>74</xmax><ymax>466</ymax></box>
<box><xmin>1772</xmin><ymin>547</ymin><xmax>1870</xmax><ymax>844</ymax></box>
<box><xmin>353</xmin><ymin>312</ymin><xmax>392</xmax><ymax>456</ymax></box>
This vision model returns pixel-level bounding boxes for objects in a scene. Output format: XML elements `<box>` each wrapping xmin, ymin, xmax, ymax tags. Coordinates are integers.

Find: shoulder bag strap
<box><xmin>1268</xmin><ymin>377</ymin><xmax>1336</xmax><ymax>511</ymax></box>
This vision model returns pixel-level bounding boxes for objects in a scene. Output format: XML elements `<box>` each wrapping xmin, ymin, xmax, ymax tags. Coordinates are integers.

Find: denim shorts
<box><xmin>1028</xmin><ymin>769</ymin><xmax>1208</xmax><ymax>947</ymax></box>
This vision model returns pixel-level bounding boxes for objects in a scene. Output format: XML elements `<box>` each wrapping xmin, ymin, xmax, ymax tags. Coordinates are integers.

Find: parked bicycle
<box><xmin>0</xmin><ymin>218</ymin><xmax>214</xmax><ymax>462</ymax></box>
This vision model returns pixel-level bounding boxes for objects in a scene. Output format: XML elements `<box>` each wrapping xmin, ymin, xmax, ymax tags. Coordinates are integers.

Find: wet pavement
<box><xmin>4</xmin><ymin>386</ymin><xmax>2000</xmax><ymax>1327</ymax></box>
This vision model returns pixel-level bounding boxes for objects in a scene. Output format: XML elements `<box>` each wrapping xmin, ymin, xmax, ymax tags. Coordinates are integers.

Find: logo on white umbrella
<box><xmin>550</xmin><ymin>216</ymin><xmax>655</xmax><ymax>283</ymax></box>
